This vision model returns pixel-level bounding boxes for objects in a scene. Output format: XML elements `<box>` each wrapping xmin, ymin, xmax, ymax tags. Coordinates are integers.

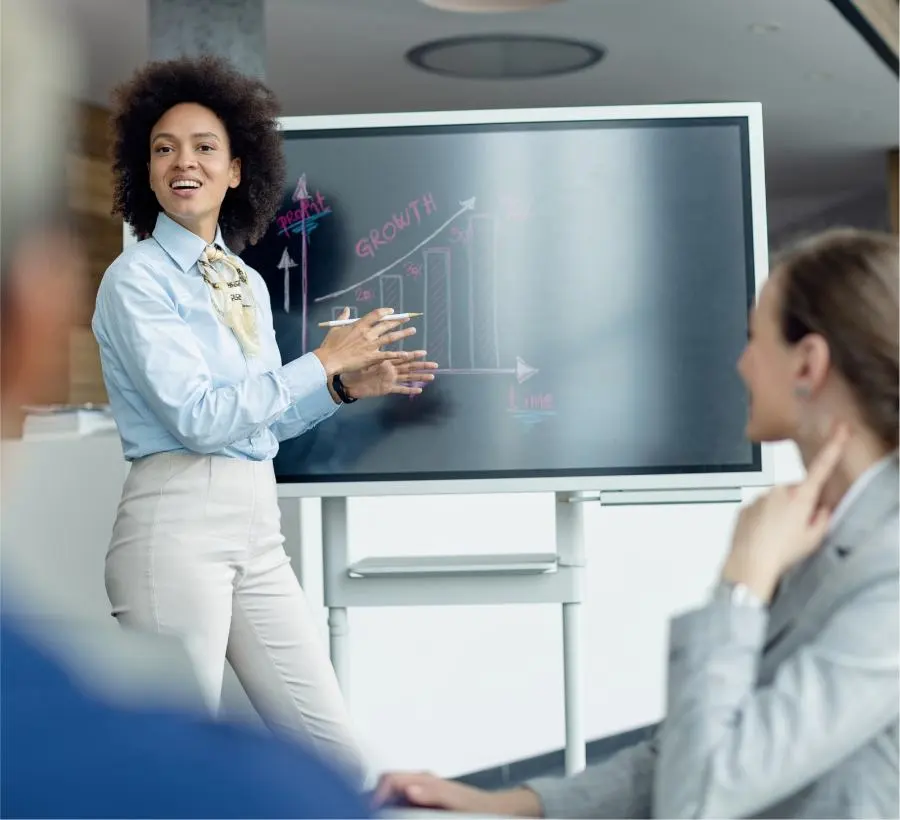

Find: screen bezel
<box><xmin>275</xmin><ymin>103</ymin><xmax>772</xmax><ymax>496</ymax></box>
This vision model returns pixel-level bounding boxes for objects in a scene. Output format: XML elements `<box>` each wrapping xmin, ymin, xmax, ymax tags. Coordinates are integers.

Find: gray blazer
<box><xmin>528</xmin><ymin>457</ymin><xmax>899</xmax><ymax>818</ymax></box>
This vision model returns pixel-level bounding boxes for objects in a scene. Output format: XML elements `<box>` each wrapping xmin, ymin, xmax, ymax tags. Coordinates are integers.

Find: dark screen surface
<box><xmin>239</xmin><ymin>116</ymin><xmax>761</xmax><ymax>487</ymax></box>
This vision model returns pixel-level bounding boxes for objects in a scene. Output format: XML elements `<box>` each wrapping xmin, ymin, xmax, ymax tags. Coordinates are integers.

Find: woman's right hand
<box><xmin>313</xmin><ymin>307</ymin><xmax>415</xmax><ymax>377</ymax></box>
<box><xmin>371</xmin><ymin>772</ymin><xmax>543</xmax><ymax>817</ymax></box>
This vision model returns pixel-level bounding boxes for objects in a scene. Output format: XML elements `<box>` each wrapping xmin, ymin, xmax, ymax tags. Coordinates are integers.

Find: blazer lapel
<box><xmin>764</xmin><ymin>542</ymin><xmax>839</xmax><ymax>652</ymax></box>
<box><xmin>764</xmin><ymin>455</ymin><xmax>899</xmax><ymax>652</ymax></box>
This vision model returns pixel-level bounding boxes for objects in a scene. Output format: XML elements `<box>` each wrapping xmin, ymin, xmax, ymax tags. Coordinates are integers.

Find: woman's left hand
<box><xmin>721</xmin><ymin>425</ymin><xmax>849</xmax><ymax>603</ymax></box>
<box><xmin>341</xmin><ymin>351</ymin><xmax>438</xmax><ymax>399</ymax></box>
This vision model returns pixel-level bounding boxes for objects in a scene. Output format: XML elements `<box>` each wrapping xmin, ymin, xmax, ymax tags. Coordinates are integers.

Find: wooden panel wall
<box><xmin>67</xmin><ymin>101</ymin><xmax>120</xmax><ymax>404</ymax></box>
<box><xmin>852</xmin><ymin>0</ymin><xmax>900</xmax><ymax>56</ymax></box>
<box><xmin>852</xmin><ymin>2</ymin><xmax>898</xmax><ymax>235</ymax></box>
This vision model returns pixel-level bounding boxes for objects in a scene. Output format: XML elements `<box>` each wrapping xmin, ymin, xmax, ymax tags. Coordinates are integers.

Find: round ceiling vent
<box><xmin>406</xmin><ymin>34</ymin><xmax>605</xmax><ymax>79</ymax></box>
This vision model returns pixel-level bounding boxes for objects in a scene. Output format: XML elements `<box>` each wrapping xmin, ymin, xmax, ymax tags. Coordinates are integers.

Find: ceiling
<box><xmin>39</xmin><ymin>0</ymin><xmax>899</xmax><ymax>219</ymax></box>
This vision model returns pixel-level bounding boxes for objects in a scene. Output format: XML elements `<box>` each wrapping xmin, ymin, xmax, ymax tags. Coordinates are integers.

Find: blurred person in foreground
<box><xmin>376</xmin><ymin>230</ymin><xmax>899</xmax><ymax>819</ymax></box>
<box><xmin>0</xmin><ymin>3</ymin><xmax>369</xmax><ymax>817</ymax></box>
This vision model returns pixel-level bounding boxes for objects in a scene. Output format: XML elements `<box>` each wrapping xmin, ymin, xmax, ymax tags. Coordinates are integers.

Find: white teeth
<box><xmin>171</xmin><ymin>180</ymin><xmax>200</xmax><ymax>189</ymax></box>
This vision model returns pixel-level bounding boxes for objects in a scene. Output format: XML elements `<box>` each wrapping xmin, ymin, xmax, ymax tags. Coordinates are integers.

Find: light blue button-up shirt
<box><xmin>92</xmin><ymin>212</ymin><xmax>339</xmax><ymax>461</ymax></box>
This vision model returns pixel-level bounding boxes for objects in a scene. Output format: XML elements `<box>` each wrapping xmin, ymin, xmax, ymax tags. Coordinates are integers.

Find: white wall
<box><xmin>4</xmin><ymin>432</ymin><xmax>804</xmax><ymax>779</ymax></box>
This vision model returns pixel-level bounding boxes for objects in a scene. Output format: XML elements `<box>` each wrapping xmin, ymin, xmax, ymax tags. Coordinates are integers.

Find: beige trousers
<box><xmin>105</xmin><ymin>451</ymin><xmax>366</xmax><ymax>783</ymax></box>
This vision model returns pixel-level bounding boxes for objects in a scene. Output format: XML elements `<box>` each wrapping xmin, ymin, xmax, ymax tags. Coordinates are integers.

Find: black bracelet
<box><xmin>332</xmin><ymin>374</ymin><xmax>357</xmax><ymax>403</ymax></box>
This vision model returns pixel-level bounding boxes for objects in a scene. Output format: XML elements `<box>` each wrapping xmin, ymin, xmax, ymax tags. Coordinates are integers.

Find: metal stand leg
<box><xmin>556</xmin><ymin>492</ymin><xmax>587</xmax><ymax>775</ymax></box>
<box><xmin>322</xmin><ymin>497</ymin><xmax>350</xmax><ymax>695</ymax></box>
<box><xmin>563</xmin><ymin>601</ymin><xmax>586</xmax><ymax>774</ymax></box>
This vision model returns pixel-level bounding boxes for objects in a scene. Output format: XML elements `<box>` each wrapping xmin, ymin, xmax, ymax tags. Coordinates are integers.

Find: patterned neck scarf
<box><xmin>198</xmin><ymin>244</ymin><xmax>260</xmax><ymax>357</ymax></box>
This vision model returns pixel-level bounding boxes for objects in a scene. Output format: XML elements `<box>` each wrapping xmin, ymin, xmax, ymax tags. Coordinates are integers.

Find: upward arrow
<box><xmin>292</xmin><ymin>173</ymin><xmax>309</xmax><ymax>203</ymax></box>
<box><xmin>277</xmin><ymin>248</ymin><xmax>297</xmax><ymax>313</ymax></box>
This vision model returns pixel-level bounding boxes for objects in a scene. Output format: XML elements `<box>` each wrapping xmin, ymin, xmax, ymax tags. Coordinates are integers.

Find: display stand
<box><xmin>281</xmin><ymin>485</ymin><xmax>742</xmax><ymax>776</ymax></box>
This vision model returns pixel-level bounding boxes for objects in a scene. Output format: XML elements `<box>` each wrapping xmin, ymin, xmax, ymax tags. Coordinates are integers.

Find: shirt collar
<box><xmin>152</xmin><ymin>212</ymin><xmax>229</xmax><ymax>273</ymax></box>
<box><xmin>828</xmin><ymin>450</ymin><xmax>897</xmax><ymax>535</ymax></box>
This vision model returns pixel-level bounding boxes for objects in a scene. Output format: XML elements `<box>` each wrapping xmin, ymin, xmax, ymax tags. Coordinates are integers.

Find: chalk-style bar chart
<box><xmin>423</xmin><ymin>247</ymin><xmax>451</xmax><ymax>367</ymax></box>
<box><xmin>468</xmin><ymin>214</ymin><xmax>500</xmax><ymax>370</ymax></box>
<box><xmin>298</xmin><ymin>196</ymin><xmax>537</xmax><ymax>384</ymax></box>
<box><xmin>380</xmin><ymin>274</ymin><xmax>404</xmax><ymax>350</ymax></box>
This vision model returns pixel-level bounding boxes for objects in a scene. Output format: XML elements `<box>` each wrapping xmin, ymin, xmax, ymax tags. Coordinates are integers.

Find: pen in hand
<box><xmin>317</xmin><ymin>312</ymin><xmax>422</xmax><ymax>328</ymax></box>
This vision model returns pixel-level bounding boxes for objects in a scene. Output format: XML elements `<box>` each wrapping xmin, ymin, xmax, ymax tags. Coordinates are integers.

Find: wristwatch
<box><xmin>714</xmin><ymin>580</ymin><xmax>765</xmax><ymax>609</ymax></box>
<box><xmin>331</xmin><ymin>373</ymin><xmax>357</xmax><ymax>404</ymax></box>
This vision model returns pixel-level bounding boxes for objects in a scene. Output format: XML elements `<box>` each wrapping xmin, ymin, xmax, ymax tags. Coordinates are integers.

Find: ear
<box><xmin>793</xmin><ymin>333</ymin><xmax>831</xmax><ymax>394</ymax></box>
<box><xmin>229</xmin><ymin>157</ymin><xmax>241</xmax><ymax>189</ymax></box>
<box><xmin>147</xmin><ymin>161</ymin><xmax>153</xmax><ymax>191</ymax></box>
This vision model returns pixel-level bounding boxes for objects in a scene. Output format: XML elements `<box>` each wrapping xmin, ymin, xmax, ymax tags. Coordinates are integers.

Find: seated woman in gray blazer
<box><xmin>375</xmin><ymin>228</ymin><xmax>899</xmax><ymax>819</ymax></box>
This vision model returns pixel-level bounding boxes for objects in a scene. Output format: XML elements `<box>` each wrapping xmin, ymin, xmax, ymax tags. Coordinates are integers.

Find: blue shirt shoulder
<box><xmin>1</xmin><ymin>616</ymin><xmax>369</xmax><ymax>819</ymax></box>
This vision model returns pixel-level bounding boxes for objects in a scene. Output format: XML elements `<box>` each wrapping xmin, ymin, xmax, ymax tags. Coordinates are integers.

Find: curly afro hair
<box><xmin>110</xmin><ymin>55</ymin><xmax>285</xmax><ymax>252</ymax></box>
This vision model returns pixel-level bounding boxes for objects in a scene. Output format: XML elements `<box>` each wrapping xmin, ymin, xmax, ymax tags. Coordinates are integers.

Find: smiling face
<box><xmin>148</xmin><ymin>102</ymin><xmax>241</xmax><ymax>242</ymax></box>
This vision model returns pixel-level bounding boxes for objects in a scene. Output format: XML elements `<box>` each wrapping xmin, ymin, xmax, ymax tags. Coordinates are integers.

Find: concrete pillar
<box><xmin>148</xmin><ymin>0</ymin><xmax>265</xmax><ymax>79</ymax></box>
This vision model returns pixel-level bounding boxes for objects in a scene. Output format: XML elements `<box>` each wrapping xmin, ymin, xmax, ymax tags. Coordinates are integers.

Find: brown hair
<box><xmin>109</xmin><ymin>56</ymin><xmax>285</xmax><ymax>252</ymax></box>
<box><xmin>775</xmin><ymin>228</ymin><xmax>899</xmax><ymax>449</ymax></box>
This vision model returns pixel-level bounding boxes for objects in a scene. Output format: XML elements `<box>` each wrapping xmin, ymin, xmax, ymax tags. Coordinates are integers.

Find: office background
<box><xmin>10</xmin><ymin>0</ymin><xmax>899</xmax><ymax>784</ymax></box>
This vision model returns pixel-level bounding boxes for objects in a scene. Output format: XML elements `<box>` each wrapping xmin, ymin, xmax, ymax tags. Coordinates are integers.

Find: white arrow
<box><xmin>277</xmin><ymin>248</ymin><xmax>297</xmax><ymax>313</ymax></box>
<box><xmin>292</xmin><ymin>173</ymin><xmax>309</xmax><ymax>203</ymax></box>
<box><xmin>313</xmin><ymin>197</ymin><xmax>477</xmax><ymax>303</ymax></box>
<box><xmin>437</xmin><ymin>356</ymin><xmax>538</xmax><ymax>384</ymax></box>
